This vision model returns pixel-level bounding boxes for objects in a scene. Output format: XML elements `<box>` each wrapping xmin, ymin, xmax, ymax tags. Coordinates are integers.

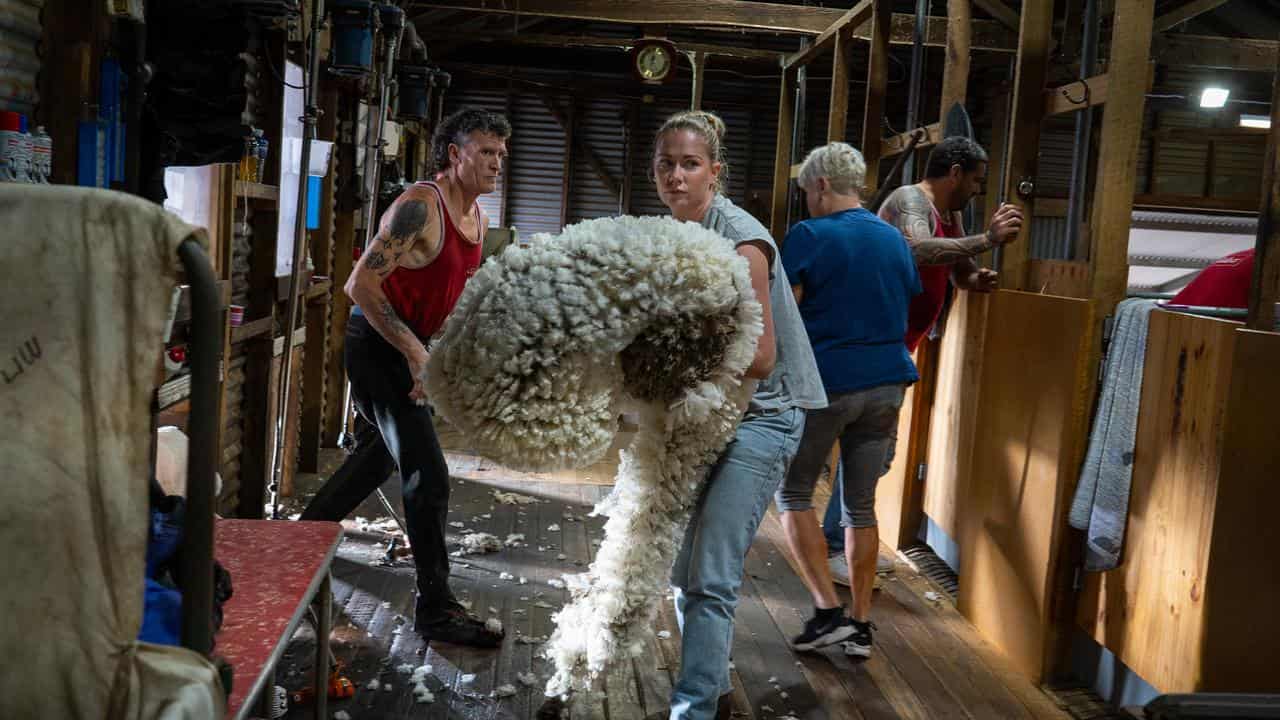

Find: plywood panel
<box><xmin>874</xmin><ymin>380</ymin><xmax>916</xmax><ymax>550</ymax></box>
<box><xmin>1076</xmin><ymin>311</ymin><xmax>1239</xmax><ymax>693</ymax></box>
<box><xmin>925</xmin><ymin>291</ymin><xmax>991</xmax><ymax>541</ymax></box>
<box><xmin>1201</xmin><ymin>328</ymin><xmax>1280</xmax><ymax>691</ymax></box>
<box><xmin>959</xmin><ymin>291</ymin><xmax>1095</xmax><ymax>682</ymax></box>
<box><xmin>1028</xmin><ymin>260</ymin><xmax>1090</xmax><ymax>299</ymax></box>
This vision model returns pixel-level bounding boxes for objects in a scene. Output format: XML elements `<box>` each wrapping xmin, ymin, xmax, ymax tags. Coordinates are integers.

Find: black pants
<box><xmin>301</xmin><ymin>312</ymin><xmax>455</xmax><ymax>621</ymax></box>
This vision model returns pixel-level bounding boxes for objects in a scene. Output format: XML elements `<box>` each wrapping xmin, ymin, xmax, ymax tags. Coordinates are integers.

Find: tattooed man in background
<box><xmin>302</xmin><ymin>108</ymin><xmax>510</xmax><ymax>648</ymax></box>
<box><xmin>878</xmin><ymin>136</ymin><xmax>1023</xmax><ymax>351</ymax></box>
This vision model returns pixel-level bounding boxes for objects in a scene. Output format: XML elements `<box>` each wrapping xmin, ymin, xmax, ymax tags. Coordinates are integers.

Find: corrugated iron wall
<box><xmin>506</xmin><ymin>92</ymin><xmax>567</xmax><ymax>237</ymax></box>
<box><xmin>0</xmin><ymin>0</ymin><xmax>43</xmax><ymax>115</ymax></box>
<box><xmin>448</xmin><ymin>73</ymin><xmax>780</xmax><ymax>234</ymax></box>
<box><xmin>568</xmin><ymin>96</ymin><xmax>626</xmax><ymax>222</ymax></box>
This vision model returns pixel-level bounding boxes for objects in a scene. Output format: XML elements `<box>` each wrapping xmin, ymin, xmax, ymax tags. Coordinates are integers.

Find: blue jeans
<box><xmin>669</xmin><ymin>407</ymin><xmax>805</xmax><ymax>720</ymax></box>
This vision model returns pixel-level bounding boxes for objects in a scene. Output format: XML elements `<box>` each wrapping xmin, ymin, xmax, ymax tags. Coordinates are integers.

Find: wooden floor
<box><xmin>275</xmin><ymin>435</ymin><xmax>1072</xmax><ymax>720</ymax></box>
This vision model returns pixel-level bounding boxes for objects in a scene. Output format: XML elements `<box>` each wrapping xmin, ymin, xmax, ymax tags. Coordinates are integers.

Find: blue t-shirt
<box><xmin>781</xmin><ymin>207</ymin><xmax>921</xmax><ymax>393</ymax></box>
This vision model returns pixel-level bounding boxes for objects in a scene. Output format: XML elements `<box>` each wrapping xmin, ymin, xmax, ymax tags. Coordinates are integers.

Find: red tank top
<box><xmin>381</xmin><ymin>182</ymin><xmax>483</xmax><ymax>341</ymax></box>
<box><xmin>904</xmin><ymin>206</ymin><xmax>962</xmax><ymax>352</ymax></box>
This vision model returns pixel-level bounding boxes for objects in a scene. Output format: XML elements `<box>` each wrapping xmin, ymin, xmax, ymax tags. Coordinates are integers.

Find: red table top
<box><xmin>215</xmin><ymin>519</ymin><xmax>343</xmax><ymax>719</ymax></box>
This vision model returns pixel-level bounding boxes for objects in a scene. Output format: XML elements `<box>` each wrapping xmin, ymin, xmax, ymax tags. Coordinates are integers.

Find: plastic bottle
<box><xmin>239</xmin><ymin>131</ymin><xmax>258</xmax><ymax>182</ymax></box>
<box><xmin>254</xmin><ymin>128</ymin><xmax>268</xmax><ymax>183</ymax></box>
<box><xmin>16</xmin><ymin>128</ymin><xmax>33</xmax><ymax>183</ymax></box>
<box><xmin>32</xmin><ymin>126</ymin><xmax>52</xmax><ymax>183</ymax></box>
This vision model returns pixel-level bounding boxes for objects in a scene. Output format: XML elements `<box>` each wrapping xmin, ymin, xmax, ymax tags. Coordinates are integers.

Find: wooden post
<box><xmin>320</xmin><ymin>91</ymin><xmax>359</xmax><ymax>448</ymax></box>
<box><xmin>560</xmin><ymin>99</ymin><xmax>576</xmax><ymax>227</ymax></box>
<box><xmin>1247</xmin><ymin>54</ymin><xmax>1280</xmax><ymax>331</ymax></box>
<box><xmin>1088</xmin><ymin>0</ymin><xmax>1155</xmax><ymax>316</ymax></box>
<box><xmin>770</xmin><ymin>65</ymin><xmax>798</xmax><ymax>241</ymax></box>
<box><xmin>691</xmin><ymin>51</ymin><xmax>708</xmax><ymax>110</ymax></box>
<box><xmin>622</xmin><ymin>102</ymin><xmax>637</xmax><ymax>215</ymax></box>
<box><xmin>860</xmin><ymin>0</ymin><xmax>892</xmax><ymax>194</ymax></box>
<box><xmin>827</xmin><ymin>31</ymin><xmax>852</xmax><ymax>142</ymax></box>
<box><xmin>996</xmin><ymin>1</ymin><xmax>1053</xmax><ymax>291</ymax></box>
<box><xmin>940</xmin><ymin>0</ymin><xmax>971</xmax><ymax>114</ymax></box>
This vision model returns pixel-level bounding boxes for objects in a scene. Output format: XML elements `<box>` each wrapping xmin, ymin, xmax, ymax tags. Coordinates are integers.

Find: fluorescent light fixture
<box><xmin>1200</xmin><ymin>87</ymin><xmax>1230</xmax><ymax>108</ymax></box>
<box><xmin>1240</xmin><ymin>113</ymin><xmax>1271</xmax><ymax>129</ymax></box>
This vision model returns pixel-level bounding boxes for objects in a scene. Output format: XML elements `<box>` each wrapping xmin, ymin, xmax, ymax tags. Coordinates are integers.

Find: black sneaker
<box><xmin>843</xmin><ymin>619</ymin><xmax>875</xmax><ymax>658</ymax></box>
<box><xmin>418</xmin><ymin>611</ymin><xmax>504</xmax><ymax>648</ymax></box>
<box><xmin>791</xmin><ymin>611</ymin><xmax>854</xmax><ymax>651</ymax></box>
<box><xmin>536</xmin><ymin>696</ymin><xmax>568</xmax><ymax>720</ymax></box>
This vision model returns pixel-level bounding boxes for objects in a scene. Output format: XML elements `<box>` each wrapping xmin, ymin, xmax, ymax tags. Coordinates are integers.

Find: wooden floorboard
<box><xmin>274</xmin><ymin>446</ymin><xmax>1070</xmax><ymax>720</ymax></box>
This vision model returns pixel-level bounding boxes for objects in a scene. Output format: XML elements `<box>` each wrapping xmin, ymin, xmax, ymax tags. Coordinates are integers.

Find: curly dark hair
<box><xmin>924</xmin><ymin>136</ymin><xmax>989</xmax><ymax>179</ymax></box>
<box><xmin>429</xmin><ymin>108</ymin><xmax>512</xmax><ymax>173</ymax></box>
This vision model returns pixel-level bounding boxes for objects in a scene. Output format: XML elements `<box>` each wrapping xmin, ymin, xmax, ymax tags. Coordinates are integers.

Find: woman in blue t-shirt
<box><xmin>776</xmin><ymin>142</ymin><xmax>922</xmax><ymax>660</ymax></box>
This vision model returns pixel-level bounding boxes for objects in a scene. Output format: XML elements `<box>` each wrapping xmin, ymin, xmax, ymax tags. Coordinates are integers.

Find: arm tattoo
<box><xmin>378</xmin><ymin>300</ymin><xmax>414</xmax><ymax>339</ymax></box>
<box><xmin>388</xmin><ymin>199</ymin><xmax>429</xmax><ymax>247</ymax></box>
<box><xmin>365</xmin><ymin>249</ymin><xmax>389</xmax><ymax>271</ymax></box>
<box><xmin>881</xmin><ymin>187</ymin><xmax>993</xmax><ymax>266</ymax></box>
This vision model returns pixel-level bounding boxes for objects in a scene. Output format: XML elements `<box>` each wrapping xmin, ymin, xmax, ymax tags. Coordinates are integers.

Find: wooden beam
<box><xmin>1248</xmin><ymin>55</ymin><xmax>1280</xmax><ymax>331</ymax></box>
<box><xmin>827</xmin><ymin>30</ymin><xmax>853</xmax><ymax>142</ymax></box>
<box><xmin>770</xmin><ymin>64</ymin><xmax>798</xmax><ymax>241</ymax></box>
<box><xmin>1151</xmin><ymin>34</ymin><xmax>1278</xmax><ymax>71</ymax></box>
<box><xmin>858</xmin><ymin>12</ymin><xmax>1014</xmax><ymax>52</ymax></box>
<box><xmin>1153</xmin><ymin>0</ymin><xmax>1230</xmax><ymax>32</ymax></box>
<box><xmin>982</xmin><ymin>85</ymin><xmax>1012</xmax><ymax>269</ymax></box>
<box><xmin>973</xmin><ymin>0</ymin><xmax>1019</xmax><ymax>29</ymax></box>
<box><xmin>783</xmin><ymin>0</ymin><xmax>872</xmax><ymax>69</ymax></box>
<box><xmin>560</xmin><ymin>100</ymin><xmax>576</xmax><ymax>228</ymax></box>
<box><xmin>1089</xmin><ymin>0</ymin><xmax>1156</xmax><ymax>316</ymax></box>
<box><xmin>881</xmin><ymin>122</ymin><xmax>942</xmax><ymax>158</ymax></box>
<box><xmin>427</xmin><ymin>31</ymin><xmax>783</xmax><ymax>62</ymax></box>
<box><xmin>419</xmin><ymin>0</ymin><xmax>847</xmax><ymax>34</ymax></box>
<box><xmin>940</xmin><ymin>0</ymin><xmax>972</xmax><ymax>116</ymax></box>
<box><xmin>1133</xmin><ymin>193</ymin><xmax>1259</xmax><ymax>213</ymax></box>
<box><xmin>860</xmin><ymin>0</ymin><xmax>892</xmax><ymax>195</ymax></box>
<box><xmin>1044</xmin><ymin>73</ymin><xmax>1110</xmax><ymax>116</ymax></box>
<box><xmin>996</xmin><ymin>0</ymin><xmax>1054</xmax><ymax>291</ymax></box>
<box><xmin>539</xmin><ymin>93</ymin><xmax>621</xmax><ymax>201</ymax></box>
<box><xmin>690</xmin><ymin>51</ymin><xmax>708</xmax><ymax>110</ymax></box>
<box><xmin>1150</xmin><ymin>126</ymin><xmax>1269</xmax><ymax>143</ymax></box>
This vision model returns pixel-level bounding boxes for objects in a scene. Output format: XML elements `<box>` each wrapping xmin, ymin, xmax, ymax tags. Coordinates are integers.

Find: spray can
<box><xmin>0</xmin><ymin>111</ymin><xmax>20</xmax><ymax>182</ymax></box>
<box><xmin>255</xmin><ymin>128</ymin><xmax>268</xmax><ymax>183</ymax></box>
<box><xmin>32</xmin><ymin>126</ymin><xmax>52</xmax><ymax>183</ymax></box>
<box><xmin>0</xmin><ymin>111</ymin><xmax>26</xmax><ymax>181</ymax></box>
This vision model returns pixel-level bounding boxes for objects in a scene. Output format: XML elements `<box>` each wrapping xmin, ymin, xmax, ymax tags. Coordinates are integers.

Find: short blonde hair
<box><xmin>797</xmin><ymin>142</ymin><xmax>866</xmax><ymax>196</ymax></box>
<box><xmin>652</xmin><ymin>110</ymin><xmax>730</xmax><ymax>194</ymax></box>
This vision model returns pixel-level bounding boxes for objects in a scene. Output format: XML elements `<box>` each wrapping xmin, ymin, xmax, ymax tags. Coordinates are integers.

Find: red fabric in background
<box><xmin>1168</xmin><ymin>248</ymin><xmax>1255</xmax><ymax>310</ymax></box>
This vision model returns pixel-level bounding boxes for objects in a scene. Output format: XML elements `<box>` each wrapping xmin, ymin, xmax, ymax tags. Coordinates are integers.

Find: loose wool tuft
<box><xmin>427</xmin><ymin>216</ymin><xmax>763</xmax><ymax>700</ymax></box>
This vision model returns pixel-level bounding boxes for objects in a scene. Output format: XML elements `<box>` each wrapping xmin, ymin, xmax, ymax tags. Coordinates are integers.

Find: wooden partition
<box><xmin>917</xmin><ymin>290</ymin><xmax>1094</xmax><ymax>681</ymax></box>
<box><xmin>957</xmin><ymin>291</ymin><xmax>1096</xmax><ymax>682</ymax></box>
<box><xmin>924</xmin><ymin>290</ymin><xmax>991</xmax><ymax>543</ymax></box>
<box><xmin>1077</xmin><ymin>312</ymin><xmax>1280</xmax><ymax>693</ymax></box>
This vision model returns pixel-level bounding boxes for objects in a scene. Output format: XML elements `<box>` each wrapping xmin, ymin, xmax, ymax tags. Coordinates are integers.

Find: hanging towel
<box><xmin>1069</xmin><ymin>298</ymin><xmax>1160</xmax><ymax>571</ymax></box>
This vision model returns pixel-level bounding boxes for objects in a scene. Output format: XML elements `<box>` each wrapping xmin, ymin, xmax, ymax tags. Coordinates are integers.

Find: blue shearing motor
<box><xmin>330</xmin><ymin>0</ymin><xmax>378</xmax><ymax>76</ymax></box>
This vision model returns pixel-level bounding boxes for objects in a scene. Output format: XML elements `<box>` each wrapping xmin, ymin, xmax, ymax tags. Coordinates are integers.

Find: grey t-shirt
<box><xmin>702</xmin><ymin>194</ymin><xmax>827</xmax><ymax>415</ymax></box>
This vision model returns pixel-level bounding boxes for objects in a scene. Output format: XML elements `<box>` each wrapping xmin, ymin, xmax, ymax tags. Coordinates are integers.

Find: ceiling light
<box><xmin>1200</xmin><ymin>87</ymin><xmax>1230</xmax><ymax>108</ymax></box>
<box><xmin>1239</xmin><ymin>113</ymin><xmax>1271</xmax><ymax>129</ymax></box>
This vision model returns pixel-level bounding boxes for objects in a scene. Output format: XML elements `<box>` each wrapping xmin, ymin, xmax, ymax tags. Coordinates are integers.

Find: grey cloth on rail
<box><xmin>1069</xmin><ymin>298</ymin><xmax>1160</xmax><ymax>572</ymax></box>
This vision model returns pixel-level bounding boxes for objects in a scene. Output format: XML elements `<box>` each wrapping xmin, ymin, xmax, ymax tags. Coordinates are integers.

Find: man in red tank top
<box><xmin>302</xmin><ymin>109</ymin><xmax>510</xmax><ymax>648</ymax></box>
<box><xmin>877</xmin><ymin>137</ymin><xmax>1024</xmax><ymax>351</ymax></box>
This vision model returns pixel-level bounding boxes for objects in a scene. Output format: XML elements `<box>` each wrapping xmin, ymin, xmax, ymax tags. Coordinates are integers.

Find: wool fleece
<box><xmin>427</xmin><ymin>215</ymin><xmax>763</xmax><ymax>700</ymax></box>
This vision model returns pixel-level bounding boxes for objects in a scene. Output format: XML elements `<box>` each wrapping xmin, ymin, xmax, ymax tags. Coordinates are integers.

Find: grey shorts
<box><xmin>776</xmin><ymin>383</ymin><xmax>908</xmax><ymax>528</ymax></box>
